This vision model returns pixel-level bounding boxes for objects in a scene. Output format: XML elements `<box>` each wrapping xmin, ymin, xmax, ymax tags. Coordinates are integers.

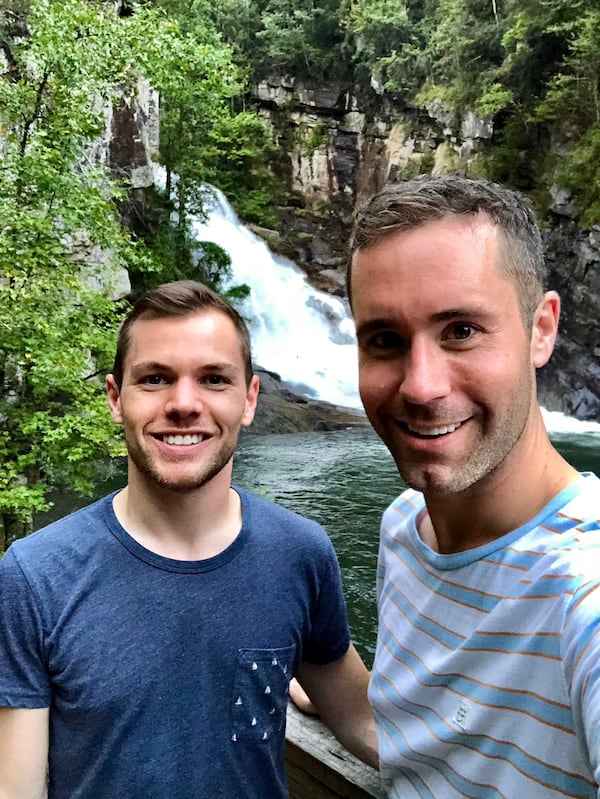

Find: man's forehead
<box><xmin>124</xmin><ymin>310</ymin><xmax>242</xmax><ymax>360</ymax></box>
<box><xmin>351</xmin><ymin>217</ymin><xmax>503</xmax><ymax>277</ymax></box>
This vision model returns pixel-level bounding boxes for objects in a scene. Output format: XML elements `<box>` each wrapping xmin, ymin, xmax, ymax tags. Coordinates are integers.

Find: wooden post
<box><xmin>285</xmin><ymin>704</ymin><xmax>385</xmax><ymax>798</ymax></box>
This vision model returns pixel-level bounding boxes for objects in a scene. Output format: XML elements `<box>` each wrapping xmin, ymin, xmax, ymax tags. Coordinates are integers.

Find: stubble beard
<box><xmin>394</xmin><ymin>421</ymin><xmax>527</xmax><ymax>497</ymax></box>
<box><xmin>125</xmin><ymin>430</ymin><xmax>238</xmax><ymax>494</ymax></box>
<box><xmin>390</xmin><ymin>374</ymin><xmax>534</xmax><ymax>498</ymax></box>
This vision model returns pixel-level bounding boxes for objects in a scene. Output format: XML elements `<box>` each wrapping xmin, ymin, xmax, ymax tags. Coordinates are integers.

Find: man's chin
<box><xmin>398</xmin><ymin>463</ymin><xmax>464</xmax><ymax>496</ymax></box>
<box><xmin>151</xmin><ymin>469</ymin><xmax>222</xmax><ymax>493</ymax></box>
<box><xmin>134</xmin><ymin>466</ymin><xmax>215</xmax><ymax>494</ymax></box>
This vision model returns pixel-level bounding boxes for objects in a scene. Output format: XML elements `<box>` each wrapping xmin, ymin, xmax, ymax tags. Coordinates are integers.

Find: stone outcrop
<box><xmin>252</xmin><ymin>75</ymin><xmax>599</xmax><ymax>421</ymax></box>
<box><xmin>246</xmin><ymin>369</ymin><xmax>369</xmax><ymax>436</ymax></box>
<box><xmin>539</xmin><ymin>221</ymin><xmax>600</xmax><ymax>420</ymax></box>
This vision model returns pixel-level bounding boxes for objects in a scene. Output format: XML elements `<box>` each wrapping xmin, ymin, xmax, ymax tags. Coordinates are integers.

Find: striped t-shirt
<box><xmin>369</xmin><ymin>473</ymin><xmax>600</xmax><ymax>799</ymax></box>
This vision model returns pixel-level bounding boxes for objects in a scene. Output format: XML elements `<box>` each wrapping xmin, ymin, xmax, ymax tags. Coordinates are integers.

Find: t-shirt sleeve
<box><xmin>0</xmin><ymin>547</ymin><xmax>51</xmax><ymax>708</ymax></box>
<box><xmin>301</xmin><ymin>533</ymin><xmax>351</xmax><ymax>666</ymax></box>
<box><xmin>562</xmin><ymin>576</ymin><xmax>600</xmax><ymax>790</ymax></box>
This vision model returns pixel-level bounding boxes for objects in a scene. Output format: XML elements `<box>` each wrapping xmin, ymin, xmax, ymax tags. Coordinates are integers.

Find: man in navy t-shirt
<box><xmin>0</xmin><ymin>280</ymin><xmax>377</xmax><ymax>798</ymax></box>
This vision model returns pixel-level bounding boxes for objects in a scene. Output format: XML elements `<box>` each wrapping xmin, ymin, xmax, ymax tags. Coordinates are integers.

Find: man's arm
<box><xmin>0</xmin><ymin>707</ymin><xmax>49</xmax><ymax>799</ymax></box>
<box><xmin>295</xmin><ymin>644</ymin><xmax>378</xmax><ymax>769</ymax></box>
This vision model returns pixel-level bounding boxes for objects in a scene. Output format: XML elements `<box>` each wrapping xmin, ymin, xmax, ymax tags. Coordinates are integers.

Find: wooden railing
<box><xmin>285</xmin><ymin>704</ymin><xmax>385</xmax><ymax>798</ymax></box>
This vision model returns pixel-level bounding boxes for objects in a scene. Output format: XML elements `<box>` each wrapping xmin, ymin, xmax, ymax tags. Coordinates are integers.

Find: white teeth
<box><xmin>164</xmin><ymin>434</ymin><xmax>201</xmax><ymax>446</ymax></box>
<box><xmin>408</xmin><ymin>422</ymin><xmax>461</xmax><ymax>437</ymax></box>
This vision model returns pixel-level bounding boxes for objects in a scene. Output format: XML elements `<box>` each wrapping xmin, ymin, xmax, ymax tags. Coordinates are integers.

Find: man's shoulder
<box><xmin>4</xmin><ymin>493</ymin><xmax>115</xmax><ymax>566</ymax></box>
<box><xmin>545</xmin><ymin>472</ymin><xmax>600</xmax><ymax>542</ymax></box>
<box><xmin>382</xmin><ymin>487</ymin><xmax>423</xmax><ymax>525</ymax></box>
<box><xmin>568</xmin><ymin>471</ymin><xmax>600</xmax><ymax>520</ymax></box>
<box><xmin>236</xmin><ymin>486</ymin><xmax>331</xmax><ymax>545</ymax></box>
<box><xmin>525</xmin><ymin>473</ymin><xmax>600</xmax><ymax>581</ymax></box>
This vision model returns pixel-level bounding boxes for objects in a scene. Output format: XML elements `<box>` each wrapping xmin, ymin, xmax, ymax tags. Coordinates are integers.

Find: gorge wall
<box><xmin>251</xmin><ymin>76</ymin><xmax>599</xmax><ymax>422</ymax></box>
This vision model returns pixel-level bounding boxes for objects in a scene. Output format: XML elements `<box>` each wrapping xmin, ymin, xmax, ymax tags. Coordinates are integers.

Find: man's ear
<box><xmin>531</xmin><ymin>291</ymin><xmax>560</xmax><ymax>369</ymax></box>
<box><xmin>106</xmin><ymin>375</ymin><xmax>123</xmax><ymax>424</ymax></box>
<box><xmin>241</xmin><ymin>375</ymin><xmax>260</xmax><ymax>428</ymax></box>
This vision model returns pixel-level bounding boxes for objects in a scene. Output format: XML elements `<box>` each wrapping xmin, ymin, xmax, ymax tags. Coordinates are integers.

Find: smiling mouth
<box><xmin>157</xmin><ymin>434</ymin><xmax>207</xmax><ymax>446</ymax></box>
<box><xmin>403</xmin><ymin>421</ymin><xmax>463</xmax><ymax>439</ymax></box>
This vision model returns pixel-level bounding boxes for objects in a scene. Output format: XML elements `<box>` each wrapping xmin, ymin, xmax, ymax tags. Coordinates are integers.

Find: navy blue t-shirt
<box><xmin>0</xmin><ymin>488</ymin><xmax>350</xmax><ymax>798</ymax></box>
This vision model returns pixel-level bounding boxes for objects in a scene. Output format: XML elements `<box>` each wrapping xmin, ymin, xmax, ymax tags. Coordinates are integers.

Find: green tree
<box><xmin>0</xmin><ymin>0</ymin><xmax>243</xmax><ymax>545</ymax></box>
<box><xmin>151</xmin><ymin>0</ymin><xmax>279</xmax><ymax>227</ymax></box>
<box><xmin>256</xmin><ymin>0</ymin><xmax>345</xmax><ymax>78</ymax></box>
<box><xmin>194</xmin><ymin>0</ymin><xmax>346</xmax><ymax>81</ymax></box>
<box><xmin>346</xmin><ymin>0</ymin><xmax>417</xmax><ymax>93</ymax></box>
<box><xmin>535</xmin><ymin>5</ymin><xmax>600</xmax><ymax>224</ymax></box>
<box><xmin>149</xmin><ymin>1</ymin><xmax>241</xmax><ymax>215</ymax></box>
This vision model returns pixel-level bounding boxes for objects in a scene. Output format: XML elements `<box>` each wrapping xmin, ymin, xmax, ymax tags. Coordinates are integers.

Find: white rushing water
<box><xmin>189</xmin><ymin>186</ymin><xmax>600</xmax><ymax>439</ymax></box>
<box><xmin>191</xmin><ymin>188</ymin><xmax>359</xmax><ymax>408</ymax></box>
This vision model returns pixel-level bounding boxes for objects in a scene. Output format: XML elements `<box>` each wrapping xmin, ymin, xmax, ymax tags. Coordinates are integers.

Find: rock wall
<box><xmin>253</xmin><ymin>76</ymin><xmax>599</xmax><ymax>421</ymax></box>
<box><xmin>540</xmin><ymin>222</ymin><xmax>600</xmax><ymax>419</ymax></box>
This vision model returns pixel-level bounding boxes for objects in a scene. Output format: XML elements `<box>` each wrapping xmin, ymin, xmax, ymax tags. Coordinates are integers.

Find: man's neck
<box><xmin>112</xmin><ymin>475</ymin><xmax>242</xmax><ymax>561</ymax></box>
<box><xmin>418</xmin><ymin>437</ymin><xmax>580</xmax><ymax>555</ymax></box>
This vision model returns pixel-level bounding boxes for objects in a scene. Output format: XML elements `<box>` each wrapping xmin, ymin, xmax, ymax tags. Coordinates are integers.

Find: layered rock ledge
<box><xmin>245</xmin><ymin>368</ymin><xmax>369</xmax><ymax>436</ymax></box>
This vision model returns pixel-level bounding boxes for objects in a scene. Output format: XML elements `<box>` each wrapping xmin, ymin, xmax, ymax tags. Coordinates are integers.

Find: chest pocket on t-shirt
<box><xmin>230</xmin><ymin>645</ymin><xmax>296</xmax><ymax>743</ymax></box>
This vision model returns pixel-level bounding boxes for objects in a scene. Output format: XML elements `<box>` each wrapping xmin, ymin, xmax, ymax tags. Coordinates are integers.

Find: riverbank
<box><xmin>246</xmin><ymin>367</ymin><xmax>369</xmax><ymax>435</ymax></box>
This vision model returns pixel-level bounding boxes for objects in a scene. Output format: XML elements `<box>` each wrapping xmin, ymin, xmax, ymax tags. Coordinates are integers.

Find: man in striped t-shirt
<box><xmin>348</xmin><ymin>175</ymin><xmax>600</xmax><ymax>798</ymax></box>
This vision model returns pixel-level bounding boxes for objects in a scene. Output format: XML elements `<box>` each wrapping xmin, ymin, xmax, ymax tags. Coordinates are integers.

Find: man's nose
<box><xmin>165</xmin><ymin>378</ymin><xmax>202</xmax><ymax>416</ymax></box>
<box><xmin>399</xmin><ymin>340</ymin><xmax>451</xmax><ymax>405</ymax></box>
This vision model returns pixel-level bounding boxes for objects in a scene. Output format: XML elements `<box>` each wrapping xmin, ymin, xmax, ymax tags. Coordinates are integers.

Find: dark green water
<box><xmin>36</xmin><ymin>425</ymin><xmax>599</xmax><ymax>667</ymax></box>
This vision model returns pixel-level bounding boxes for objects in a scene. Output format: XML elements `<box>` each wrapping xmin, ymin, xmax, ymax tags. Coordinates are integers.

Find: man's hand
<box><xmin>289</xmin><ymin>677</ymin><xmax>319</xmax><ymax>716</ymax></box>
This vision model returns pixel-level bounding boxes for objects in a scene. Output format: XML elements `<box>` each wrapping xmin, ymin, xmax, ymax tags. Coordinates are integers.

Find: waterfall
<box><xmin>188</xmin><ymin>187</ymin><xmax>600</xmax><ymax>438</ymax></box>
<box><xmin>191</xmin><ymin>188</ymin><xmax>360</xmax><ymax>409</ymax></box>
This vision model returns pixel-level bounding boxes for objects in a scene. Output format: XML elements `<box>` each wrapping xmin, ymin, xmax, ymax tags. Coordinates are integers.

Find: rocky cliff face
<box><xmin>253</xmin><ymin>76</ymin><xmax>599</xmax><ymax>422</ymax></box>
<box><xmin>540</xmin><ymin>222</ymin><xmax>600</xmax><ymax>419</ymax></box>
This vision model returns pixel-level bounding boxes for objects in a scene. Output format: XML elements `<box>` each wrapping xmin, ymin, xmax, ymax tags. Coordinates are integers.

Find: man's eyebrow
<box><xmin>356</xmin><ymin>309</ymin><xmax>494</xmax><ymax>337</ymax></box>
<box><xmin>430</xmin><ymin>308</ymin><xmax>494</xmax><ymax>323</ymax></box>
<box><xmin>199</xmin><ymin>361</ymin><xmax>240</xmax><ymax>374</ymax></box>
<box><xmin>128</xmin><ymin>360</ymin><xmax>240</xmax><ymax>375</ymax></box>
<box><xmin>128</xmin><ymin>360</ymin><xmax>170</xmax><ymax>374</ymax></box>
<box><xmin>355</xmin><ymin>318</ymin><xmax>397</xmax><ymax>338</ymax></box>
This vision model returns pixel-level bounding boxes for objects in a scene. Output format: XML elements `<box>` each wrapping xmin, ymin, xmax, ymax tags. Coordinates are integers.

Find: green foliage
<box><xmin>475</xmin><ymin>83</ymin><xmax>514</xmax><ymax>117</ymax></box>
<box><xmin>254</xmin><ymin>0</ymin><xmax>346</xmax><ymax>79</ymax></box>
<box><xmin>517</xmin><ymin>2</ymin><xmax>600</xmax><ymax>222</ymax></box>
<box><xmin>300</xmin><ymin>120</ymin><xmax>330</xmax><ymax>156</ymax></box>
<box><xmin>151</xmin><ymin>0</ymin><xmax>279</xmax><ymax>226</ymax></box>
<box><xmin>198</xmin><ymin>0</ymin><xmax>347</xmax><ymax>81</ymax></box>
<box><xmin>483</xmin><ymin>117</ymin><xmax>545</xmax><ymax>190</ymax></box>
<box><xmin>197</xmin><ymin>111</ymin><xmax>279</xmax><ymax>226</ymax></box>
<box><xmin>346</xmin><ymin>0</ymin><xmax>506</xmax><ymax>105</ymax></box>
<box><xmin>534</xmin><ymin>6</ymin><xmax>600</xmax><ymax>127</ymax></box>
<box><xmin>0</xmin><ymin>0</ymin><xmax>167</xmax><ymax>541</ymax></box>
<box><xmin>346</xmin><ymin>0</ymin><xmax>416</xmax><ymax>91</ymax></box>
<box><xmin>127</xmin><ymin>191</ymin><xmax>199</xmax><ymax>294</ymax></box>
<box><xmin>345</xmin><ymin>0</ymin><xmax>600</xmax><ymax>222</ymax></box>
<box><xmin>557</xmin><ymin>125</ymin><xmax>600</xmax><ymax>227</ymax></box>
<box><xmin>195</xmin><ymin>0</ymin><xmax>600</xmax><ymax>224</ymax></box>
<box><xmin>150</xmin><ymin>6</ymin><xmax>242</xmax><ymax>215</ymax></box>
<box><xmin>128</xmin><ymin>188</ymin><xmax>241</xmax><ymax>297</ymax></box>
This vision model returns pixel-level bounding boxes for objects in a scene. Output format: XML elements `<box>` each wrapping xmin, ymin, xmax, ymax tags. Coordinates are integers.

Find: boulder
<box><xmin>245</xmin><ymin>369</ymin><xmax>369</xmax><ymax>436</ymax></box>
